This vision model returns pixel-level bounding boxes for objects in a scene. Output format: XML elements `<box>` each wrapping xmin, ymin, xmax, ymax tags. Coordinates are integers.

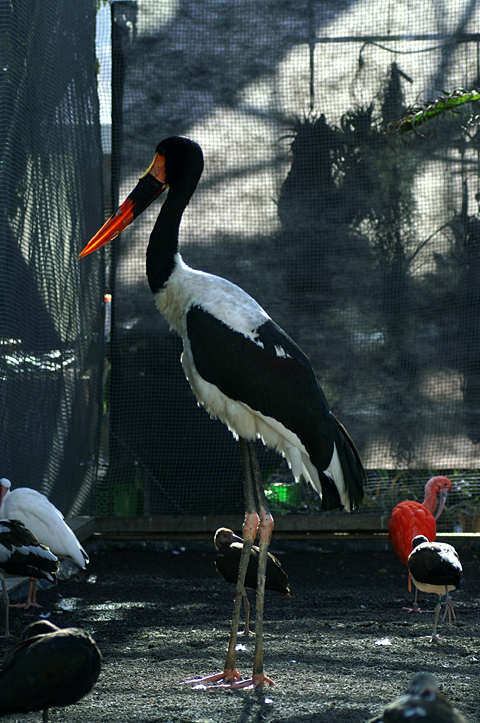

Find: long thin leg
<box><xmin>1</xmin><ymin>579</ymin><xmax>11</xmax><ymax>637</ymax></box>
<box><xmin>10</xmin><ymin>578</ymin><xmax>41</xmax><ymax>609</ymax></box>
<box><xmin>249</xmin><ymin>441</ymin><xmax>274</xmax><ymax>686</ymax></box>
<box><xmin>430</xmin><ymin>598</ymin><xmax>442</xmax><ymax>642</ymax></box>
<box><xmin>225</xmin><ymin>441</ymin><xmax>274</xmax><ymax>689</ymax></box>
<box><xmin>183</xmin><ymin>437</ymin><xmax>259</xmax><ymax>685</ymax></box>
<box><xmin>241</xmin><ymin>590</ymin><xmax>251</xmax><ymax>636</ymax></box>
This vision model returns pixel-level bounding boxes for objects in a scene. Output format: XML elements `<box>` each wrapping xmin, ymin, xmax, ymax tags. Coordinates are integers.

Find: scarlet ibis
<box><xmin>368</xmin><ymin>671</ymin><xmax>467</xmax><ymax>723</ymax></box>
<box><xmin>0</xmin><ymin>519</ymin><xmax>59</xmax><ymax>637</ymax></box>
<box><xmin>408</xmin><ymin>535</ymin><xmax>462</xmax><ymax>642</ymax></box>
<box><xmin>214</xmin><ymin>527</ymin><xmax>290</xmax><ymax>635</ymax></box>
<box><xmin>79</xmin><ymin>135</ymin><xmax>366</xmax><ymax>687</ymax></box>
<box><xmin>0</xmin><ymin>478</ymin><xmax>89</xmax><ymax>608</ymax></box>
<box><xmin>388</xmin><ymin>476</ymin><xmax>451</xmax><ymax>608</ymax></box>
<box><xmin>0</xmin><ymin>620</ymin><xmax>101</xmax><ymax>723</ymax></box>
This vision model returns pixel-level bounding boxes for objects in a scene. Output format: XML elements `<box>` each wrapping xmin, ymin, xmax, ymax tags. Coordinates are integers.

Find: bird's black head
<box><xmin>155</xmin><ymin>136</ymin><xmax>204</xmax><ymax>192</ymax></box>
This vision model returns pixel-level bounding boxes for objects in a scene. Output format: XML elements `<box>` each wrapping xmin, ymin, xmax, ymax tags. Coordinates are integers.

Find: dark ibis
<box><xmin>0</xmin><ymin>619</ymin><xmax>101</xmax><ymax>722</ymax></box>
<box><xmin>0</xmin><ymin>519</ymin><xmax>59</xmax><ymax>637</ymax></box>
<box><xmin>214</xmin><ymin>527</ymin><xmax>290</xmax><ymax>635</ymax></box>
<box><xmin>368</xmin><ymin>671</ymin><xmax>467</xmax><ymax>723</ymax></box>
<box><xmin>79</xmin><ymin>135</ymin><xmax>366</xmax><ymax>687</ymax></box>
<box><xmin>389</xmin><ymin>476</ymin><xmax>451</xmax><ymax>610</ymax></box>
<box><xmin>0</xmin><ymin>478</ymin><xmax>89</xmax><ymax>607</ymax></box>
<box><xmin>408</xmin><ymin>535</ymin><xmax>462</xmax><ymax>642</ymax></box>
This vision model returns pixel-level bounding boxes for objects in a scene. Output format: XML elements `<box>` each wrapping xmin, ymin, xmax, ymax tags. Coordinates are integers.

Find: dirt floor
<box><xmin>1</xmin><ymin>534</ymin><xmax>479</xmax><ymax>723</ymax></box>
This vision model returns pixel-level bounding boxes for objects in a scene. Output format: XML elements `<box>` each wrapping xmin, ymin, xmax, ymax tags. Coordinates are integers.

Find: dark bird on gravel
<box><xmin>79</xmin><ymin>135</ymin><xmax>366</xmax><ymax>688</ymax></box>
<box><xmin>388</xmin><ymin>476</ymin><xmax>451</xmax><ymax>611</ymax></box>
<box><xmin>368</xmin><ymin>671</ymin><xmax>467</xmax><ymax>722</ymax></box>
<box><xmin>0</xmin><ymin>619</ymin><xmax>102</xmax><ymax>723</ymax></box>
<box><xmin>408</xmin><ymin>535</ymin><xmax>462</xmax><ymax>642</ymax></box>
<box><xmin>214</xmin><ymin>527</ymin><xmax>290</xmax><ymax>635</ymax></box>
<box><xmin>0</xmin><ymin>519</ymin><xmax>59</xmax><ymax>637</ymax></box>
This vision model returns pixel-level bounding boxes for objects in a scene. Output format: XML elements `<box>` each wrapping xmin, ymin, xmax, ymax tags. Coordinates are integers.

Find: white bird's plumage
<box><xmin>0</xmin><ymin>479</ymin><xmax>88</xmax><ymax>569</ymax></box>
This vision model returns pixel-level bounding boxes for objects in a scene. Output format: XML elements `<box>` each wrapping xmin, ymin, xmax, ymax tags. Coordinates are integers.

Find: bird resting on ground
<box><xmin>0</xmin><ymin>619</ymin><xmax>102</xmax><ymax>722</ymax></box>
<box><xmin>214</xmin><ymin>527</ymin><xmax>290</xmax><ymax>635</ymax></box>
<box><xmin>368</xmin><ymin>671</ymin><xmax>467</xmax><ymax>722</ymax></box>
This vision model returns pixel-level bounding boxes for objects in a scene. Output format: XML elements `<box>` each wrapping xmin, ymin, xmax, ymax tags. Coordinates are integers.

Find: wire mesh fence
<box><xmin>93</xmin><ymin>0</ymin><xmax>480</xmax><ymax>528</ymax></box>
<box><xmin>0</xmin><ymin>0</ymin><xmax>104</xmax><ymax>515</ymax></box>
<box><xmin>3</xmin><ymin>0</ymin><xmax>480</xmax><ymax>529</ymax></box>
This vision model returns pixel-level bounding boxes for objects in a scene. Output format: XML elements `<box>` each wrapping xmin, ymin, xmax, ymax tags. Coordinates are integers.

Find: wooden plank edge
<box><xmin>93</xmin><ymin>513</ymin><xmax>392</xmax><ymax>535</ymax></box>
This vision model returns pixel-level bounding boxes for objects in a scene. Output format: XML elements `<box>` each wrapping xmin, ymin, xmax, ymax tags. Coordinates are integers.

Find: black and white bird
<box><xmin>0</xmin><ymin>478</ymin><xmax>89</xmax><ymax>607</ymax></box>
<box><xmin>368</xmin><ymin>672</ymin><xmax>468</xmax><ymax>723</ymax></box>
<box><xmin>0</xmin><ymin>519</ymin><xmax>59</xmax><ymax>637</ymax></box>
<box><xmin>408</xmin><ymin>535</ymin><xmax>462</xmax><ymax>642</ymax></box>
<box><xmin>0</xmin><ymin>620</ymin><xmax>102</xmax><ymax>723</ymax></box>
<box><xmin>79</xmin><ymin>135</ymin><xmax>366</xmax><ymax>687</ymax></box>
<box><xmin>214</xmin><ymin>527</ymin><xmax>290</xmax><ymax>636</ymax></box>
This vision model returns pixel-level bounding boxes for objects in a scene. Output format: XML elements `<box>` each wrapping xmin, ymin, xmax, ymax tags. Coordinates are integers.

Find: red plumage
<box><xmin>389</xmin><ymin>501</ymin><xmax>437</xmax><ymax>567</ymax></box>
<box><xmin>388</xmin><ymin>476</ymin><xmax>452</xmax><ymax>594</ymax></box>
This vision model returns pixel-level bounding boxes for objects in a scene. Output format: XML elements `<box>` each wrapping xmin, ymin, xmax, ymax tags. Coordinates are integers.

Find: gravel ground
<box><xmin>1</xmin><ymin>535</ymin><xmax>479</xmax><ymax>723</ymax></box>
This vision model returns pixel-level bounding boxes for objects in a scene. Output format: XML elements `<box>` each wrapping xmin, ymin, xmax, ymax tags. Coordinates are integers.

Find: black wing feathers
<box><xmin>408</xmin><ymin>543</ymin><xmax>462</xmax><ymax>588</ymax></box>
<box><xmin>187</xmin><ymin>305</ymin><xmax>365</xmax><ymax>511</ymax></box>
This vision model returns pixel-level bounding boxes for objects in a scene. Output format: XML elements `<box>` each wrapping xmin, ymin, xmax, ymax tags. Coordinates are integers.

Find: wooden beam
<box><xmin>93</xmin><ymin>513</ymin><xmax>391</xmax><ymax>536</ymax></box>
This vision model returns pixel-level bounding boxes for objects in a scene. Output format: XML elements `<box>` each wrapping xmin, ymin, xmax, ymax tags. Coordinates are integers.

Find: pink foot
<box><xmin>213</xmin><ymin>672</ymin><xmax>275</xmax><ymax>689</ymax></box>
<box><xmin>182</xmin><ymin>668</ymin><xmax>242</xmax><ymax>686</ymax></box>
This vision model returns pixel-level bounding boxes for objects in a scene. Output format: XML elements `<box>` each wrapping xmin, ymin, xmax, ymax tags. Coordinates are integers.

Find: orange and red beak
<box><xmin>79</xmin><ymin>153</ymin><xmax>168</xmax><ymax>258</ymax></box>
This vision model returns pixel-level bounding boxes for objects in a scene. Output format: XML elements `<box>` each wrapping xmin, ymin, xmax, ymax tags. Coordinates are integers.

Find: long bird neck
<box><xmin>146</xmin><ymin>192</ymin><xmax>186</xmax><ymax>293</ymax></box>
<box><xmin>422</xmin><ymin>485</ymin><xmax>438</xmax><ymax>514</ymax></box>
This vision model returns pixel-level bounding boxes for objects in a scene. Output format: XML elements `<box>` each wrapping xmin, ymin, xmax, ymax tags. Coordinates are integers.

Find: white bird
<box><xmin>79</xmin><ymin>135</ymin><xmax>366</xmax><ymax>688</ymax></box>
<box><xmin>408</xmin><ymin>535</ymin><xmax>463</xmax><ymax>642</ymax></box>
<box><xmin>0</xmin><ymin>478</ymin><xmax>88</xmax><ymax>607</ymax></box>
<box><xmin>0</xmin><ymin>519</ymin><xmax>58</xmax><ymax>637</ymax></box>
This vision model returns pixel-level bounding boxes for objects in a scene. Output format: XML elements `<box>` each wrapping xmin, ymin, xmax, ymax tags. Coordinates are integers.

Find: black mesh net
<box><xmin>97</xmin><ymin>1</ymin><xmax>480</xmax><ymax>530</ymax></box>
<box><xmin>0</xmin><ymin>0</ymin><xmax>104</xmax><ymax>515</ymax></box>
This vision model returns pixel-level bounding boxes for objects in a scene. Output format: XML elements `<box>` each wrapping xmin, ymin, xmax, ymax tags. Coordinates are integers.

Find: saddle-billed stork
<box><xmin>389</xmin><ymin>476</ymin><xmax>451</xmax><ymax>610</ymax></box>
<box><xmin>0</xmin><ymin>519</ymin><xmax>59</xmax><ymax>637</ymax></box>
<box><xmin>79</xmin><ymin>135</ymin><xmax>366</xmax><ymax>687</ymax></box>
<box><xmin>0</xmin><ymin>620</ymin><xmax>101</xmax><ymax>722</ymax></box>
<box><xmin>214</xmin><ymin>527</ymin><xmax>290</xmax><ymax>636</ymax></box>
<box><xmin>0</xmin><ymin>478</ymin><xmax>89</xmax><ymax>608</ymax></box>
<box><xmin>408</xmin><ymin>535</ymin><xmax>462</xmax><ymax>642</ymax></box>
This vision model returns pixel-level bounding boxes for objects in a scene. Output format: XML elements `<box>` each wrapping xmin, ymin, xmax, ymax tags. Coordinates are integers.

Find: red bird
<box><xmin>389</xmin><ymin>476</ymin><xmax>451</xmax><ymax>609</ymax></box>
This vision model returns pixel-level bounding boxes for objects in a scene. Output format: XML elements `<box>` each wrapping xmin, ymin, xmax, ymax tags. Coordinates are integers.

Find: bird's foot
<box><xmin>403</xmin><ymin>605</ymin><xmax>435</xmax><ymax>613</ymax></box>
<box><xmin>214</xmin><ymin>671</ymin><xmax>275</xmax><ymax>689</ymax></box>
<box><xmin>9</xmin><ymin>601</ymin><xmax>42</xmax><ymax>609</ymax></box>
<box><xmin>182</xmin><ymin>668</ymin><xmax>242</xmax><ymax>687</ymax></box>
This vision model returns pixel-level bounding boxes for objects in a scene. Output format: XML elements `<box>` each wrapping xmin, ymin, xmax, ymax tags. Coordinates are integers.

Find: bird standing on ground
<box><xmin>79</xmin><ymin>135</ymin><xmax>366</xmax><ymax>687</ymax></box>
<box><xmin>214</xmin><ymin>527</ymin><xmax>290</xmax><ymax>635</ymax></box>
<box><xmin>0</xmin><ymin>620</ymin><xmax>102</xmax><ymax>723</ymax></box>
<box><xmin>0</xmin><ymin>519</ymin><xmax>58</xmax><ymax>637</ymax></box>
<box><xmin>368</xmin><ymin>671</ymin><xmax>467</xmax><ymax>723</ymax></box>
<box><xmin>388</xmin><ymin>476</ymin><xmax>451</xmax><ymax>609</ymax></box>
<box><xmin>408</xmin><ymin>535</ymin><xmax>462</xmax><ymax>642</ymax></box>
<box><xmin>0</xmin><ymin>478</ymin><xmax>89</xmax><ymax>607</ymax></box>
